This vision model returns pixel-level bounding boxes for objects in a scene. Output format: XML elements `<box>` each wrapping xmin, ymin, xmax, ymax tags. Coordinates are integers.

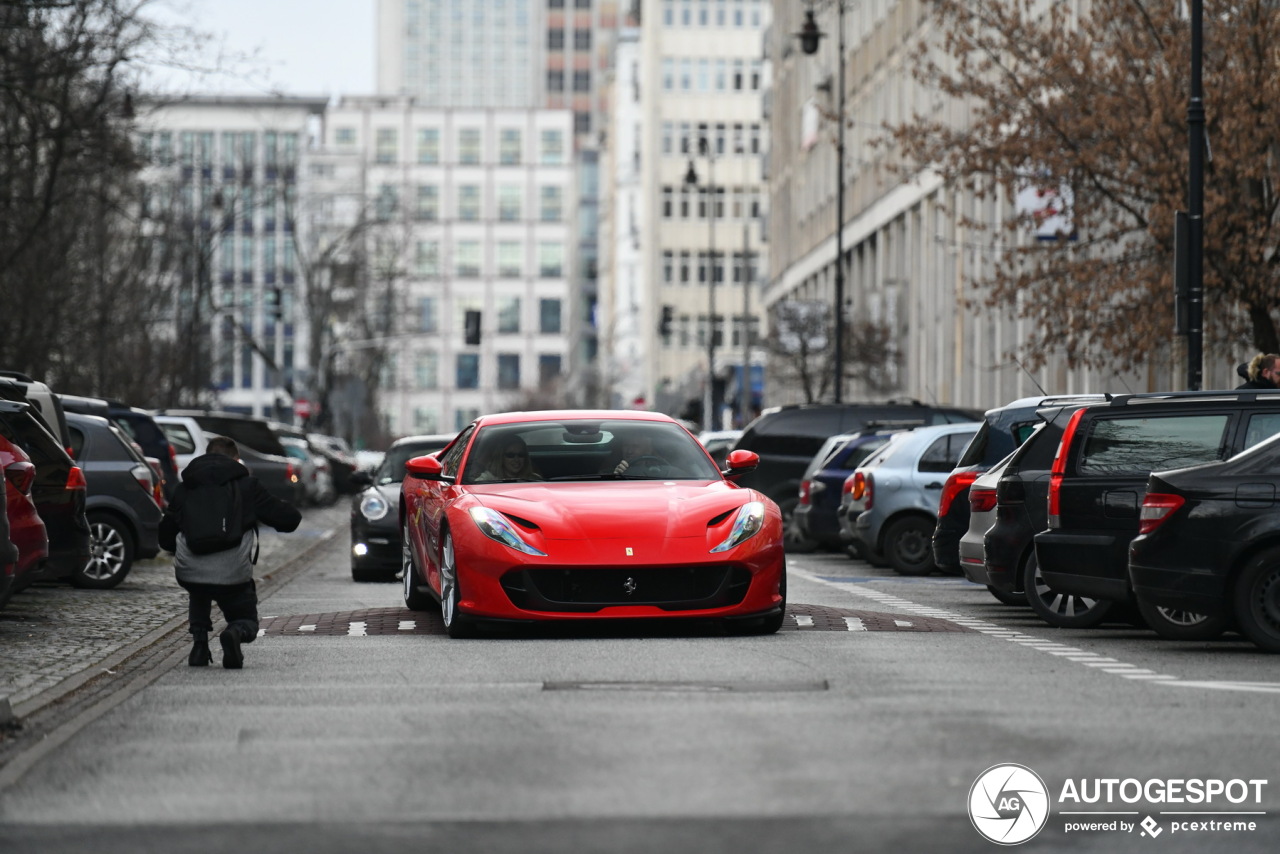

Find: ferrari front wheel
<box><xmin>402</xmin><ymin>523</ymin><xmax>433</xmax><ymax>611</ymax></box>
<box><xmin>439</xmin><ymin>532</ymin><xmax>477</xmax><ymax>639</ymax></box>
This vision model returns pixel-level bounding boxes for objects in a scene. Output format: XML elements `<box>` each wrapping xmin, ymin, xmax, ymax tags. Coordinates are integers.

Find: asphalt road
<box><xmin>0</xmin><ymin>521</ymin><xmax>1276</xmax><ymax>854</ymax></box>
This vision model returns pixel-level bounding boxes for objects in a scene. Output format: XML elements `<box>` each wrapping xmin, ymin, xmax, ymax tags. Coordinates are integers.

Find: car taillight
<box><xmin>842</xmin><ymin>474</ymin><xmax>856</xmax><ymax>497</ymax></box>
<box><xmin>798</xmin><ymin>480</ymin><xmax>811</xmax><ymax>507</ymax></box>
<box><xmin>969</xmin><ymin>487</ymin><xmax>997</xmax><ymax>513</ymax></box>
<box><xmin>4</xmin><ymin>461</ymin><xmax>36</xmax><ymax>494</ymax></box>
<box><xmin>1047</xmin><ymin>408</ymin><xmax>1086</xmax><ymax>528</ymax></box>
<box><xmin>129</xmin><ymin>463</ymin><xmax>155</xmax><ymax>497</ymax></box>
<box><xmin>938</xmin><ymin>470</ymin><xmax>979</xmax><ymax>516</ymax></box>
<box><xmin>864</xmin><ymin>474</ymin><xmax>875</xmax><ymax>510</ymax></box>
<box><xmin>287</xmin><ymin>461</ymin><xmax>298</xmax><ymax>484</ymax></box>
<box><xmin>66</xmin><ymin>465</ymin><xmax>87</xmax><ymax>491</ymax></box>
<box><xmin>851</xmin><ymin>471</ymin><xmax>866</xmax><ymax>500</ymax></box>
<box><xmin>1138</xmin><ymin>493</ymin><xmax>1185</xmax><ymax>535</ymax></box>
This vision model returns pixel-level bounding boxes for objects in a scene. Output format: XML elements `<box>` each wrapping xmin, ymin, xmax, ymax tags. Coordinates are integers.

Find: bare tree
<box><xmin>889</xmin><ymin>0</ymin><xmax>1280</xmax><ymax>372</ymax></box>
<box><xmin>767</xmin><ymin>301</ymin><xmax>899</xmax><ymax>403</ymax></box>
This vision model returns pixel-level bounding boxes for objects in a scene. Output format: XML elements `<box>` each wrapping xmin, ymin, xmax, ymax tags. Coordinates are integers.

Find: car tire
<box><xmin>884</xmin><ymin>516</ymin><xmax>937</xmax><ymax>576</ymax></box>
<box><xmin>72</xmin><ymin>512</ymin><xmax>135</xmax><ymax>590</ymax></box>
<box><xmin>1232</xmin><ymin>546</ymin><xmax>1280</xmax><ymax>653</ymax></box>
<box><xmin>1134</xmin><ymin>596</ymin><xmax>1228</xmax><ymax>641</ymax></box>
<box><xmin>439</xmin><ymin>532</ymin><xmax>477</xmax><ymax>639</ymax></box>
<box><xmin>726</xmin><ymin>571</ymin><xmax>787</xmax><ymax>636</ymax></box>
<box><xmin>401</xmin><ymin>523</ymin><xmax>434</xmax><ymax>611</ymax></box>
<box><xmin>778</xmin><ymin>497</ymin><xmax>817</xmax><ymax>554</ymax></box>
<box><xmin>986</xmin><ymin>584</ymin><xmax>1027</xmax><ymax>607</ymax></box>
<box><xmin>1023</xmin><ymin>551</ymin><xmax>1113</xmax><ymax>628</ymax></box>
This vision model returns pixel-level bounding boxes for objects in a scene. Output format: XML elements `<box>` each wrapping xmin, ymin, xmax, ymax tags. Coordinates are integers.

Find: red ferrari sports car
<box><xmin>399</xmin><ymin>411</ymin><xmax>786</xmax><ymax>637</ymax></box>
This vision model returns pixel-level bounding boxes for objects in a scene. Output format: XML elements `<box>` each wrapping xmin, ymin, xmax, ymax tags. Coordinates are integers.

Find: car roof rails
<box><xmin>1104</xmin><ymin>389</ymin><xmax>1280</xmax><ymax>406</ymax></box>
<box><xmin>0</xmin><ymin>369</ymin><xmax>37</xmax><ymax>383</ymax></box>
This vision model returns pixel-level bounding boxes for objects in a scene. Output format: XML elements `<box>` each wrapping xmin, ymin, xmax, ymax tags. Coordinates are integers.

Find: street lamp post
<box><xmin>1186</xmin><ymin>0</ymin><xmax>1204</xmax><ymax>391</ymax></box>
<box><xmin>798</xmin><ymin>3</ymin><xmax>846</xmax><ymax>404</ymax></box>
<box><xmin>685</xmin><ymin>138</ymin><xmax>717</xmax><ymax>431</ymax></box>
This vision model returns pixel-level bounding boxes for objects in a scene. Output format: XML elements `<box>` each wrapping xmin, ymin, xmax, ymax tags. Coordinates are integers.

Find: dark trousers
<box><xmin>179</xmin><ymin>579</ymin><xmax>259</xmax><ymax>641</ymax></box>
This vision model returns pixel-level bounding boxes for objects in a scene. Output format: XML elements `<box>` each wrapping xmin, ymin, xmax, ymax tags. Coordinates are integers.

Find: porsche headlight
<box><xmin>359</xmin><ymin>492</ymin><xmax>390</xmax><ymax>521</ymax></box>
<box><xmin>469</xmin><ymin>507</ymin><xmax>546</xmax><ymax>556</ymax></box>
<box><xmin>711</xmin><ymin>501</ymin><xmax>765</xmax><ymax>553</ymax></box>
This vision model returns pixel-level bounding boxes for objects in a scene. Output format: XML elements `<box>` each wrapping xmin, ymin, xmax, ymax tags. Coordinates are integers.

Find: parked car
<box><xmin>309</xmin><ymin>432</ymin><xmax>360</xmax><ymax>495</ymax></box>
<box><xmin>982</xmin><ymin>399</ymin><xmax>1115</xmax><ymax>627</ymax></box>
<box><xmin>400</xmin><ymin>411</ymin><xmax>784</xmax><ymax>637</ymax></box>
<box><xmin>1129</xmin><ymin>431</ymin><xmax>1280</xmax><ymax>650</ymax></box>
<box><xmin>155</xmin><ymin>409</ymin><xmax>289</xmax><ymax>458</ymax></box>
<box><xmin>956</xmin><ymin>452</ymin><xmax>1020</xmax><ymax>605</ymax></box>
<box><xmin>0</xmin><ymin>394</ymin><xmax>90</xmax><ymax>584</ymax></box>
<box><xmin>933</xmin><ymin>396</ymin><xmax>1099</xmax><ymax>572</ymax></box>
<box><xmin>279</xmin><ymin>436</ymin><xmax>333</xmax><ymax>506</ymax></box>
<box><xmin>733</xmin><ymin>402</ymin><xmax>980</xmax><ymax>552</ymax></box>
<box><xmin>851</xmin><ymin>421</ymin><xmax>981</xmax><ymax>575</ymax></box>
<box><xmin>795</xmin><ymin>424</ymin><xmax>917</xmax><ymax>554</ymax></box>
<box><xmin>60</xmin><ymin>395</ymin><xmax>180</xmax><ymax>501</ymax></box>
<box><xmin>349</xmin><ymin>433</ymin><xmax>455</xmax><ymax>582</ymax></box>
<box><xmin>1034</xmin><ymin>389</ymin><xmax>1280</xmax><ymax>636</ymax></box>
<box><xmin>153</xmin><ymin>414</ymin><xmax>209</xmax><ymax>472</ymax></box>
<box><xmin>65</xmin><ymin>412</ymin><xmax>163</xmax><ymax>589</ymax></box>
<box><xmin>0</xmin><ymin>371</ymin><xmax>72</xmax><ymax>452</ymax></box>
<box><xmin>232</xmin><ymin>439</ymin><xmax>304</xmax><ymax>506</ymax></box>
<box><xmin>837</xmin><ymin>432</ymin><xmax>913</xmax><ymax>561</ymax></box>
<box><xmin>1</xmin><ymin>426</ymin><xmax>49</xmax><ymax>608</ymax></box>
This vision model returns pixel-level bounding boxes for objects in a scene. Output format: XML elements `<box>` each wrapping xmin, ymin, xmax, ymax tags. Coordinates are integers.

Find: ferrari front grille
<box><xmin>501</xmin><ymin>565</ymin><xmax>752</xmax><ymax>613</ymax></box>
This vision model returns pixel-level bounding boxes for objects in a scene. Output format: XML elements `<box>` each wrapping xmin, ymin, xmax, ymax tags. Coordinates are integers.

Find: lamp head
<box><xmin>798</xmin><ymin>10</ymin><xmax>823</xmax><ymax>55</ymax></box>
<box><xmin>684</xmin><ymin>160</ymin><xmax>698</xmax><ymax>186</ymax></box>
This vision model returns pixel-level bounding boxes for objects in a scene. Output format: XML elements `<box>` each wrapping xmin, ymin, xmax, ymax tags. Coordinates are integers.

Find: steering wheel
<box><xmin>625</xmin><ymin>454</ymin><xmax>670</xmax><ymax>475</ymax></box>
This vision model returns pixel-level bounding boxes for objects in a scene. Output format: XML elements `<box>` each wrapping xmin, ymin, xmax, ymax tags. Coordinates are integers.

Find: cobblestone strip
<box><xmin>0</xmin><ymin>506</ymin><xmax>346</xmax><ymax>781</ymax></box>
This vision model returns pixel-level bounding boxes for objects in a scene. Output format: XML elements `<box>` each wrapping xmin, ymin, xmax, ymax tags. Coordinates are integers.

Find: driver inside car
<box><xmin>604</xmin><ymin>431</ymin><xmax>669</xmax><ymax>476</ymax></box>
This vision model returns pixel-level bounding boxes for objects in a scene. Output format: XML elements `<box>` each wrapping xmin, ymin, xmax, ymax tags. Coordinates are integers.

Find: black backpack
<box><xmin>180</xmin><ymin>479</ymin><xmax>247</xmax><ymax>555</ymax></box>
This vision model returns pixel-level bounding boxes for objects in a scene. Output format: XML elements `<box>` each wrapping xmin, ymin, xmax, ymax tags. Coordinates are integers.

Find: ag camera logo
<box><xmin>969</xmin><ymin>763</ymin><xmax>1051</xmax><ymax>845</ymax></box>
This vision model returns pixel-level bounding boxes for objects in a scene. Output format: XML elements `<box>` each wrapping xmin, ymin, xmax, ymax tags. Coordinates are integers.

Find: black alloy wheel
<box><xmin>1134</xmin><ymin>597</ymin><xmax>1229</xmax><ymax>642</ymax></box>
<box><xmin>885</xmin><ymin>516</ymin><xmax>937</xmax><ymax>576</ymax></box>
<box><xmin>1023</xmin><ymin>551</ymin><xmax>1113</xmax><ymax>628</ymax></box>
<box><xmin>72</xmin><ymin>512</ymin><xmax>135</xmax><ymax>590</ymax></box>
<box><xmin>401</xmin><ymin>522</ymin><xmax>434</xmax><ymax>611</ymax></box>
<box><xmin>1233</xmin><ymin>547</ymin><xmax>1280</xmax><ymax>653</ymax></box>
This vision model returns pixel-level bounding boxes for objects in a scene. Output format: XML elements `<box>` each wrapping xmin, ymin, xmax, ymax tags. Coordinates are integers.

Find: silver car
<box><xmin>851</xmin><ymin>421</ymin><xmax>981</xmax><ymax>576</ymax></box>
<box><xmin>956</xmin><ymin>452</ymin><xmax>1021</xmax><ymax>604</ymax></box>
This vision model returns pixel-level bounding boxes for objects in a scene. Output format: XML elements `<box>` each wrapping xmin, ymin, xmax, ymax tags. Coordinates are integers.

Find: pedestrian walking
<box><xmin>1236</xmin><ymin>353</ymin><xmax>1280</xmax><ymax>390</ymax></box>
<box><xmin>159</xmin><ymin>436</ymin><xmax>301</xmax><ymax>669</ymax></box>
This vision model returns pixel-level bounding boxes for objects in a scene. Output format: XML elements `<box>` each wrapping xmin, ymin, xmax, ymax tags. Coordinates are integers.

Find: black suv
<box><xmin>1033</xmin><ymin>390</ymin><xmax>1280</xmax><ymax>634</ymax></box>
<box><xmin>734</xmin><ymin>402</ymin><xmax>980</xmax><ymax>550</ymax></box>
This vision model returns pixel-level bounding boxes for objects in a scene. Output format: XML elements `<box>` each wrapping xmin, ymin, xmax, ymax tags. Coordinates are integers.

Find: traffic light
<box><xmin>464</xmin><ymin>309</ymin><xmax>482</xmax><ymax>345</ymax></box>
<box><xmin>659</xmin><ymin>305</ymin><xmax>674</xmax><ymax>338</ymax></box>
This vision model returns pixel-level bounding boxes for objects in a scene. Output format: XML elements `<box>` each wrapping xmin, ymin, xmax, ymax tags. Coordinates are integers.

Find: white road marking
<box><xmin>793</xmin><ymin>615</ymin><xmax>815</xmax><ymax>628</ymax></box>
<box><xmin>398</xmin><ymin>620</ymin><xmax>416</xmax><ymax>631</ymax></box>
<box><xmin>298</xmin><ymin>624</ymin><xmax>316</xmax><ymax>632</ymax></box>
<box><xmin>843</xmin><ymin>617</ymin><xmax>867</xmax><ymax>631</ymax></box>
<box><xmin>347</xmin><ymin>621</ymin><xmax>367</xmax><ymax>637</ymax></box>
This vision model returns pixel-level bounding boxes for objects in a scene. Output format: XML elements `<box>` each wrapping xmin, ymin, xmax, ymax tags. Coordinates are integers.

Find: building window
<box><xmin>497</xmin><ymin>241</ymin><xmax>522</xmax><ymax>277</ymax></box>
<box><xmin>497</xmin><ymin>354</ymin><xmax>520</xmax><ymax>390</ymax></box>
<box><xmin>574</xmin><ymin>111</ymin><xmax>591</xmax><ymax>135</ymax></box>
<box><xmin>458</xmin><ymin>128</ymin><xmax>481</xmax><ymax>165</ymax></box>
<box><xmin>499</xmin><ymin>128</ymin><xmax>522</xmax><ymax>165</ymax></box>
<box><xmin>538</xmin><ymin>354</ymin><xmax>562</xmax><ymax>385</ymax></box>
<box><xmin>416</xmin><ymin>128</ymin><xmax>440</xmax><ymax>164</ymax></box>
<box><xmin>547</xmin><ymin>29</ymin><xmax>565</xmax><ymax>50</ymax></box>
<box><xmin>497</xmin><ymin>297</ymin><xmax>521</xmax><ymax>333</ymax></box>
<box><xmin>375</xmin><ymin>128</ymin><xmax>398</xmax><ymax>164</ymax></box>
<box><xmin>539</xmin><ymin>298</ymin><xmax>562</xmax><ymax>334</ymax></box>
<box><xmin>416</xmin><ymin>185</ymin><xmax>438</xmax><ymax>221</ymax></box>
<box><xmin>415</xmin><ymin>241</ymin><xmax>439</xmax><ymax>277</ymax></box>
<box><xmin>413</xmin><ymin>405</ymin><xmax>438</xmax><ymax>430</ymax></box>
<box><xmin>573</xmin><ymin>29</ymin><xmax>591</xmax><ymax>50</ymax></box>
<box><xmin>457</xmin><ymin>184</ymin><xmax>481</xmax><ymax>221</ymax></box>
<box><xmin>456</xmin><ymin>354</ymin><xmax>479</xmax><ymax>389</ymax></box>
<box><xmin>335</xmin><ymin>127</ymin><xmax>356</xmax><ymax>147</ymax></box>
<box><xmin>456</xmin><ymin>241</ymin><xmax>482</xmax><ymax>277</ymax></box>
<box><xmin>540</xmin><ymin>129</ymin><xmax>565</xmax><ymax>164</ymax></box>
<box><xmin>547</xmin><ymin>70</ymin><xmax>564</xmax><ymax>92</ymax></box>
<box><xmin>538</xmin><ymin>243</ymin><xmax>563</xmax><ymax>278</ymax></box>
<box><xmin>375</xmin><ymin>184</ymin><xmax>398</xmax><ymax>221</ymax></box>
<box><xmin>539</xmin><ymin>185</ymin><xmax>563</xmax><ymax>222</ymax></box>
<box><xmin>497</xmin><ymin>184</ymin><xmax>522</xmax><ymax>221</ymax></box>
<box><xmin>572</xmin><ymin>70</ymin><xmax>590</xmax><ymax>92</ymax></box>
<box><xmin>418</xmin><ymin>297</ymin><xmax>438</xmax><ymax>332</ymax></box>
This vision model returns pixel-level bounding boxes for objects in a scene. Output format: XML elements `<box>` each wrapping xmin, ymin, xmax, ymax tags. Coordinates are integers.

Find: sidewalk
<box><xmin>0</xmin><ymin>504</ymin><xmax>347</xmax><ymax>722</ymax></box>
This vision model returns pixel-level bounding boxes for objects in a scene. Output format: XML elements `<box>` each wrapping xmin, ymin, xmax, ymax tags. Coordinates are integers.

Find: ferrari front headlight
<box><xmin>469</xmin><ymin>507</ymin><xmax>546</xmax><ymax>556</ymax></box>
<box><xmin>711</xmin><ymin>501</ymin><xmax>765</xmax><ymax>553</ymax></box>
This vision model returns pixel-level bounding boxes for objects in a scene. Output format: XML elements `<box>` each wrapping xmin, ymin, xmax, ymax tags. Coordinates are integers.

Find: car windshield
<box><xmin>379</xmin><ymin>442</ymin><xmax>450</xmax><ymax>484</ymax></box>
<box><xmin>461</xmin><ymin>419</ymin><xmax>721</xmax><ymax>484</ymax></box>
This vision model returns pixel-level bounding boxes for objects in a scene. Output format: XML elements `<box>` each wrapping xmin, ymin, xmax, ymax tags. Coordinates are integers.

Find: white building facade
<box><xmin>314</xmin><ymin>96</ymin><xmax>576</xmax><ymax>435</ymax></box>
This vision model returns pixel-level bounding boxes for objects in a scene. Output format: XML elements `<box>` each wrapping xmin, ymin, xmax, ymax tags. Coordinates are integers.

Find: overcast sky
<box><xmin>141</xmin><ymin>0</ymin><xmax>376</xmax><ymax>99</ymax></box>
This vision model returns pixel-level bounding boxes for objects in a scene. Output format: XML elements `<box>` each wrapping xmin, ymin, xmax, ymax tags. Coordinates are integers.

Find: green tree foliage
<box><xmin>890</xmin><ymin>0</ymin><xmax>1280</xmax><ymax>371</ymax></box>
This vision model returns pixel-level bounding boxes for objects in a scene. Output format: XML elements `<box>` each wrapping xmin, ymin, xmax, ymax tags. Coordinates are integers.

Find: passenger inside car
<box><xmin>472</xmin><ymin>436</ymin><xmax>541</xmax><ymax>482</ymax></box>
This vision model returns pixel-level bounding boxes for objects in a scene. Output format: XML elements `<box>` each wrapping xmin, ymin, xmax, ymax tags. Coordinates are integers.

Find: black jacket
<box><xmin>159</xmin><ymin>453</ymin><xmax>301</xmax><ymax>553</ymax></box>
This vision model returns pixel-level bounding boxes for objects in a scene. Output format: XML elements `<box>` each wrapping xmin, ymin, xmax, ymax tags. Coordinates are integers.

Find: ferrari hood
<box><xmin>470</xmin><ymin>481</ymin><xmax>750</xmax><ymax>541</ymax></box>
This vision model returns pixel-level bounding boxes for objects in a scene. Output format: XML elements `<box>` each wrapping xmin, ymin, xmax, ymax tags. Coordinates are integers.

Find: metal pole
<box><xmin>703</xmin><ymin>138</ymin><xmax>717</xmax><ymax>431</ymax></box>
<box><xmin>1187</xmin><ymin>0</ymin><xmax>1204</xmax><ymax>391</ymax></box>
<box><xmin>832</xmin><ymin>0</ymin><xmax>846</xmax><ymax>403</ymax></box>
<box><xmin>741</xmin><ymin>221</ymin><xmax>751</xmax><ymax>428</ymax></box>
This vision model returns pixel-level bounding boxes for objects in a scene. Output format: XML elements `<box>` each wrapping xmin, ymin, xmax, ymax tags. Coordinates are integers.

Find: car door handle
<box><xmin>925</xmin><ymin>482</ymin><xmax>943</xmax><ymax>489</ymax></box>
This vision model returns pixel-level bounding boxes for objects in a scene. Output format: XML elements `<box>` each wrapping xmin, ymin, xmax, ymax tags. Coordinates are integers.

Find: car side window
<box><xmin>69</xmin><ymin>426</ymin><xmax>86</xmax><ymax>460</ymax></box>
<box><xmin>1079</xmin><ymin>414</ymin><xmax>1229</xmax><ymax>475</ymax></box>
<box><xmin>918</xmin><ymin>432</ymin><xmax>975</xmax><ymax>473</ymax></box>
<box><xmin>439</xmin><ymin>426</ymin><xmax>473</xmax><ymax>477</ymax></box>
<box><xmin>1242</xmin><ymin>412</ymin><xmax>1280</xmax><ymax>451</ymax></box>
<box><xmin>161</xmin><ymin>424</ymin><xmax>197</xmax><ymax>455</ymax></box>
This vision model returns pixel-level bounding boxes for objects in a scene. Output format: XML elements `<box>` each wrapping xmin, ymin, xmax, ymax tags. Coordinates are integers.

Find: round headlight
<box><xmin>359</xmin><ymin>493</ymin><xmax>390</xmax><ymax>521</ymax></box>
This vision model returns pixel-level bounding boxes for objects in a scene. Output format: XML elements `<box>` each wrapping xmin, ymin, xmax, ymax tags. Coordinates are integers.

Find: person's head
<box><xmin>207</xmin><ymin>436</ymin><xmax>240</xmax><ymax>460</ymax></box>
<box><xmin>618</xmin><ymin>431</ymin><xmax>654</xmax><ymax>460</ymax></box>
<box><xmin>1249</xmin><ymin>353</ymin><xmax>1280</xmax><ymax>385</ymax></box>
<box><xmin>492</xmin><ymin>436</ymin><xmax>534</xmax><ymax>477</ymax></box>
